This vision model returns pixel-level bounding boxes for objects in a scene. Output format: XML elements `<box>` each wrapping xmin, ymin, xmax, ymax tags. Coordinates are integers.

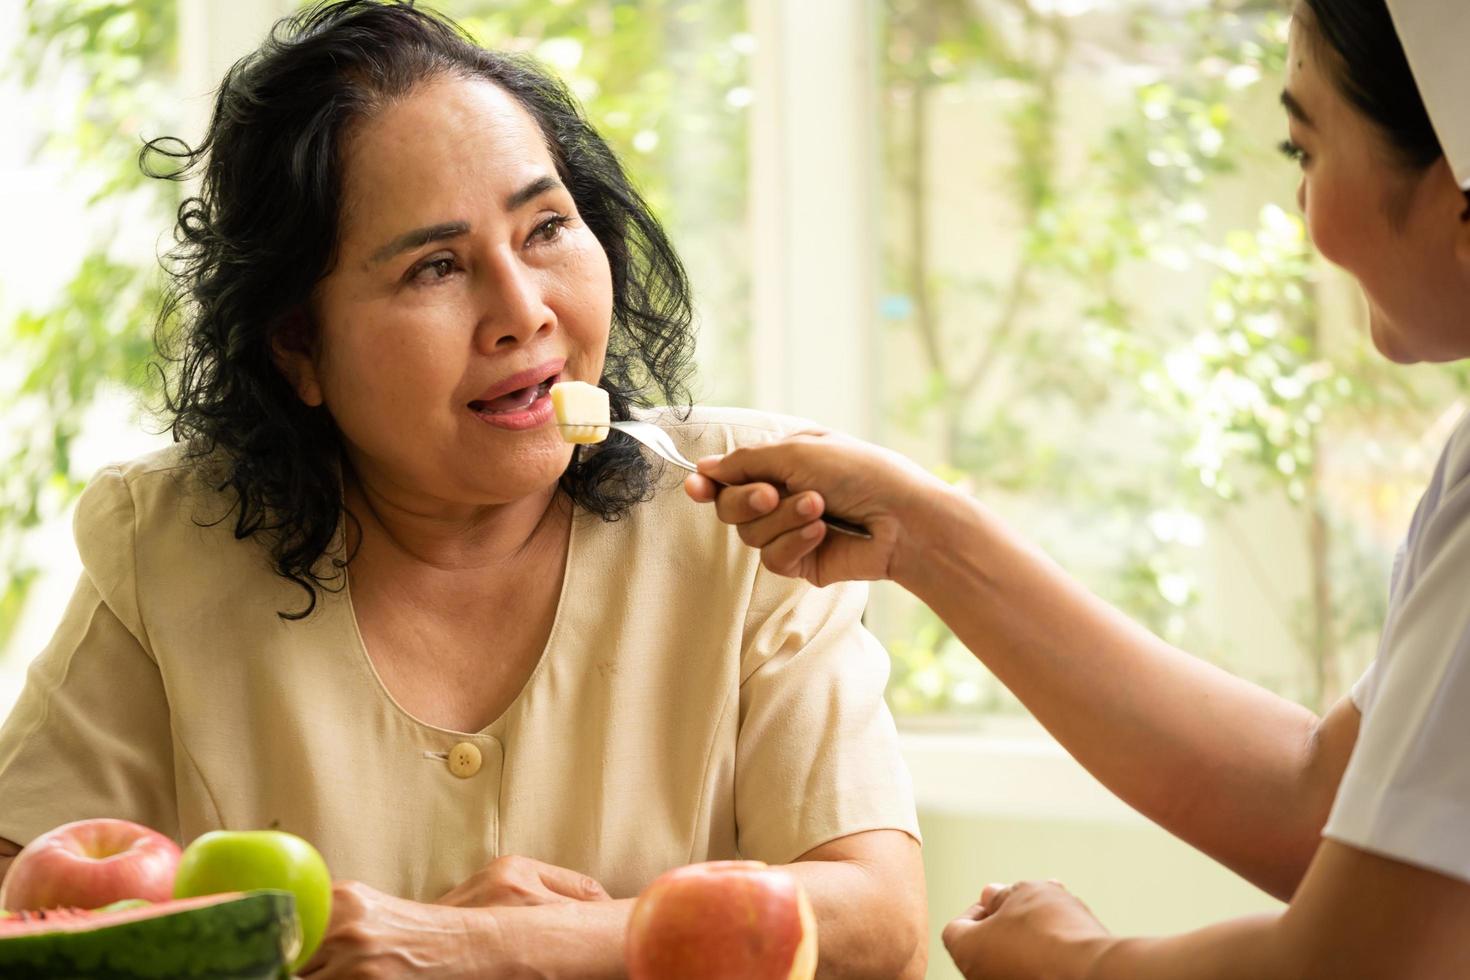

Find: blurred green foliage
<box><xmin>6</xmin><ymin>0</ymin><xmax>1467</xmax><ymax>721</ymax></box>
<box><xmin>1</xmin><ymin>0</ymin><xmax>179</xmax><ymax>650</ymax></box>
<box><xmin>880</xmin><ymin>0</ymin><xmax>1470</xmax><ymax>716</ymax></box>
<box><xmin>1</xmin><ymin>0</ymin><xmax>749</xmax><ymax>650</ymax></box>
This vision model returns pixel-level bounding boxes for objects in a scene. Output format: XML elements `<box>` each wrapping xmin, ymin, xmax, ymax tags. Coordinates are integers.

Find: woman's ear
<box><xmin>270</xmin><ymin>311</ymin><xmax>325</xmax><ymax>407</ymax></box>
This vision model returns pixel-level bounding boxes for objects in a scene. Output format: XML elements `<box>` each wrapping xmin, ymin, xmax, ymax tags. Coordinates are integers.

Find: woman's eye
<box><xmin>410</xmin><ymin>256</ymin><xmax>457</xmax><ymax>283</ymax></box>
<box><xmin>529</xmin><ymin>214</ymin><xmax>570</xmax><ymax>245</ymax></box>
<box><xmin>1278</xmin><ymin>139</ymin><xmax>1308</xmax><ymax>166</ymax></box>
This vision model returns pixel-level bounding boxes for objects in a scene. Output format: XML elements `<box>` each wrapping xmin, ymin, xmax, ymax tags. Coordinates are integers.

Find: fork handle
<box><xmin>817</xmin><ymin>513</ymin><xmax>874</xmax><ymax>540</ymax></box>
<box><xmin>703</xmin><ymin>476</ymin><xmax>873</xmax><ymax>540</ymax></box>
<box><xmin>591</xmin><ymin>423</ymin><xmax>875</xmax><ymax>540</ymax></box>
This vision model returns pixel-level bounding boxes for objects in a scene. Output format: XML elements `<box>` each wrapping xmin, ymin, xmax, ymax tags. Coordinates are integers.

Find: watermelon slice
<box><xmin>0</xmin><ymin>889</ymin><xmax>298</xmax><ymax>979</ymax></box>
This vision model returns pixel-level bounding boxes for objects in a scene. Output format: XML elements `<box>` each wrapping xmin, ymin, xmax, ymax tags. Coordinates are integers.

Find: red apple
<box><xmin>0</xmin><ymin>818</ymin><xmax>182</xmax><ymax>912</ymax></box>
<box><xmin>626</xmin><ymin>860</ymin><xmax>818</xmax><ymax>980</ymax></box>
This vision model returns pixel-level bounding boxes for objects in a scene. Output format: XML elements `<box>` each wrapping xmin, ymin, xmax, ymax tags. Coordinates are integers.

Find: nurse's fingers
<box><xmin>684</xmin><ymin>475</ymin><xmax>784</xmax><ymax>523</ymax></box>
<box><xmin>683</xmin><ymin>473</ymin><xmax>720</xmax><ymax>503</ymax></box>
<box><xmin>685</xmin><ymin>476</ymin><xmax>828</xmax><ymax>554</ymax></box>
<box><xmin>713</xmin><ymin>482</ymin><xmax>783</xmax><ymax>527</ymax></box>
<box><xmin>954</xmin><ymin>900</ymin><xmax>987</xmax><ymax>923</ymax></box>
<box><xmin>940</xmin><ymin>908</ymin><xmax>985</xmax><ymax>952</ymax></box>
<box><xmin>729</xmin><ymin>491</ymin><xmax>825</xmax><ymax>551</ymax></box>
<box><xmin>697</xmin><ymin>444</ymin><xmax>799</xmax><ymax>488</ymax></box>
<box><xmin>979</xmin><ymin>882</ymin><xmax>1013</xmax><ymax>917</ymax></box>
<box><xmin>757</xmin><ymin>520</ymin><xmax>827</xmax><ymax>578</ymax></box>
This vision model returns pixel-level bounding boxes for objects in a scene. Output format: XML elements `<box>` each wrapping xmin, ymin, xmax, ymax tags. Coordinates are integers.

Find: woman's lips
<box><xmin>473</xmin><ymin>359</ymin><xmax>567</xmax><ymax>403</ymax></box>
<box><xmin>468</xmin><ymin>377</ymin><xmax>558</xmax><ymax>431</ymax></box>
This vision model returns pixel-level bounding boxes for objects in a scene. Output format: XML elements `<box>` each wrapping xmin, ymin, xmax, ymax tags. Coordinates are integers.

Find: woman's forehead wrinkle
<box><xmin>336</xmin><ymin>94</ymin><xmax>565</xmax><ymax>264</ymax></box>
<box><xmin>408</xmin><ymin>88</ymin><xmax>555</xmax><ymax>188</ymax></box>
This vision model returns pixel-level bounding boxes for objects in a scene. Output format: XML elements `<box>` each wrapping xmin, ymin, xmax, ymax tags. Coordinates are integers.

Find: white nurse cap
<box><xmin>1386</xmin><ymin>0</ymin><xmax>1470</xmax><ymax>190</ymax></box>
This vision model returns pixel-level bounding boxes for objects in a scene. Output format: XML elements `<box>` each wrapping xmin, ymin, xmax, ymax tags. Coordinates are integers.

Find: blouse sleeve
<box><xmin>0</xmin><ymin>466</ymin><xmax>177</xmax><ymax>845</ymax></box>
<box><xmin>733</xmin><ymin>566</ymin><xmax>920</xmax><ymax>864</ymax></box>
<box><xmin>1322</xmin><ymin>478</ymin><xmax>1470</xmax><ymax>884</ymax></box>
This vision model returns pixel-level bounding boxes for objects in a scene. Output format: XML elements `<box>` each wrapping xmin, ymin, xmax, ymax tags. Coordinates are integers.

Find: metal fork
<box><xmin>564</xmin><ymin>419</ymin><xmax>873</xmax><ymax>539</ymax></box>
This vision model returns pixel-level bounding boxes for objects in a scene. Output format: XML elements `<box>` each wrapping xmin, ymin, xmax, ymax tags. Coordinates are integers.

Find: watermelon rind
<box><xmin>0</xmin><ymin>889</ymin><xmax>298</xmax><ymax>979</ymax></box>
<box><xmin>96</xmin><ymin>898</ymin><xmax>153</xmax><ymax>914</ymax></box>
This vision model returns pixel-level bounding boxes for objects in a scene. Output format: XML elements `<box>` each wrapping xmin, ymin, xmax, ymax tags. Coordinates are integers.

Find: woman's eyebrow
<box><xmin>507</xmin><ymin>174</ymin><xmax>564</xmax><ymax>210</ymax></box>
<box><xmin>370</xmin><ymin>221</ymin><xmax>470</xmax><ymax>264</ymax></box>
<box><xmin>1280</xmin><ymin>89</ymin><xmax>1315</xmax><ymax>128</ymax></box>
<box><xmin>367</xmin><ymin>177</ymin><xmax>564</xmax><ymax>265</ymax></box>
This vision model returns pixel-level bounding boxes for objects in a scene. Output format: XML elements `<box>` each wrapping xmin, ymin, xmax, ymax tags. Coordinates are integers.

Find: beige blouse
<box><xmin>0</xmin><ymin>407</ymin><xmax>918</xmax><ymax>901</ymax></box>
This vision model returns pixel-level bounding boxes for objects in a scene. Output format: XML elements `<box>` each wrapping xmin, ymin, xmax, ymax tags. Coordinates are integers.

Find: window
<box><xmin>5</xmin><ymin>0</ymin><xmax>1468</xmax><ymax>731</ymax></box>
<box><xmin>869</xmin><ymin>0</ymin><xmax>1469</xmax><ymax>721</ymax></box>
<box><xmin>0</xmin><ymin>0</ymin><xmax>755</xmax><ymax>690</ymax></box>
<box><xmin>16</xmin><ymin>1</ymin><xmax>1439</xmax><ymax>963</ymax></box>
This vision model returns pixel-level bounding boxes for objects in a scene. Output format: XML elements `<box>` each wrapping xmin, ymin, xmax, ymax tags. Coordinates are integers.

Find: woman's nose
<box><xmin>473</xmin><ymin>252</ymin><xmax>554</xmax><ymax>351</ymax></box>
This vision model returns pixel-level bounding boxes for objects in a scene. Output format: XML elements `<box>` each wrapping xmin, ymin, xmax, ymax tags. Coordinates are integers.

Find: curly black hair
<box><xmin>144</xmin><ymin>0</ymin><xmax>694</xmax><ymax>619</ymax></box>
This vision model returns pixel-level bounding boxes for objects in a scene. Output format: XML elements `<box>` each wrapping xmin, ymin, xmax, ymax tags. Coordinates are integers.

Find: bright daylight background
<box><xmin>3</xmin><ymin>0</ymin><xmax>1468</xmax><ymax>976</ymax></box>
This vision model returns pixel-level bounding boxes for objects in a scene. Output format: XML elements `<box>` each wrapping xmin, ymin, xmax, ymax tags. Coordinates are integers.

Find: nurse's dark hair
<box><xmin>143</xmin><ymin>0</ymin><xmax>694</xmax><ymax>618</ymax></box>
<box><xmin>1295</xmin><ymin>0</ymin><xmax>1442</xmax><ymax>172</ymax></box>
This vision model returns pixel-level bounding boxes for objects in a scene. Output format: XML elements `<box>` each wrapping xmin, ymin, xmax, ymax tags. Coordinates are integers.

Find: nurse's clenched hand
<box><xmin>299</xmin><ymin>880</ymin><xmax>512</xmax><ymax>980</ymax></box>
<box><xmin>941</xmin><ymin>880</ymin><xmax>1114</xmax><ymax>980</ymax></box>
<box><xmin>685</xmin><ymin>430</ymin><xmax>952</xmax><ymax>589</ymax></box>
<box><xmin>436</xmin><ymin>854</ymin><xmax>609</xmax><ymax>908</ymax></box>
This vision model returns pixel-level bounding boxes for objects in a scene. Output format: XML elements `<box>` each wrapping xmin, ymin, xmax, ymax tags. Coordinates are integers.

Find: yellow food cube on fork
<box><xmin>550</xmin><ymin>381</ymin><xmax>611</xmax><ymax>444</ymax></box>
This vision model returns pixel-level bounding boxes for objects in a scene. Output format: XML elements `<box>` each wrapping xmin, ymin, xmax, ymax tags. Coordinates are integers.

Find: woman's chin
<box><xmin>1368</xmin><ymin>310</ymin><xmax>1420</xmax><ymax>365</ymax></box>
<box><xmin>473</xmin><ymin>437</ymin><xmax>578</xmax><ymax>500</ymax></box>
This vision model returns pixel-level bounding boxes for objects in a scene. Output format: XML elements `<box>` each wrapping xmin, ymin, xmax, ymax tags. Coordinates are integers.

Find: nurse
<box><xmin>688</xmin><ymin>0</ymin><xmax>1470</xmax><ymax>976</ymax></box>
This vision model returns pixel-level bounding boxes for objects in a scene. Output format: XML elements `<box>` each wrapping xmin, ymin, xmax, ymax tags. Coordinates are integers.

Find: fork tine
<box><xmin>614</xmin><ymin>420</ymin><xmax>697</xmax><ymax>473</ymax></box>
<box><xmin>604</xmin><ymin>419</ymin><xmax>872</xmax><ymax>539</ymax></box>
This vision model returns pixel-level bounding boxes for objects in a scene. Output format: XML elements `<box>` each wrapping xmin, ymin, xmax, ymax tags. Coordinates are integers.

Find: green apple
<box><xmin>173</xmin><ymin>830</ymin><xmax>331</xmax><ymax>971</ymax></box>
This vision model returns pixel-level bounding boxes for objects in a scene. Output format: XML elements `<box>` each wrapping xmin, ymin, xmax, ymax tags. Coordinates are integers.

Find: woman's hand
<box><xmin>941</xmin><ymin>880</ymin><xmax>1113</xmax><ymax>980</ymax></box>
<box><xmin>300</xmin><ymin>880</ymin><xmax>511</xmax><ymax>980</ymax></box>
<box><xmin>436</xmin><ymin>854</ymin><xmax>609</xmax><ymax>908</ymax></box>
<box><xmin>684</xmin><ymin>430</ymin><xmax>953</xmax><ymax>588</ymax></box>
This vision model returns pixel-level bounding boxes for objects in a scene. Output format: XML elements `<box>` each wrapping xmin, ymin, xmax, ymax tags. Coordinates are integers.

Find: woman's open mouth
<box><xmin>467</xmin><ymin>374</ymin><xmax>560</xmax><ymax>431</ymax></box>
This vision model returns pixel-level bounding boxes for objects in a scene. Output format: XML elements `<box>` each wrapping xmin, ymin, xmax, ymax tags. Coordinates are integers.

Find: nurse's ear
<box><xmin>1438</xmin><ymin>155</ymin><xmax>1470</xmax><ymax>266</ymax></box>
<box><xmin>270</xmin><ymin>309</ymin><xmax>325</xmax><ymax>408</ymax></box>
<box><xmin>1458</xmin><ymin>188</ymin><xmax>1470</xmax><ymax>264</ymax></box>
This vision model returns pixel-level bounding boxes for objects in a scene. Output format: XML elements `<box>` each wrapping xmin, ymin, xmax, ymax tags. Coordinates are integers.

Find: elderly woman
<box><xmin>0</xmin><ymin>2</ymin><xmax>925</xmax><ymax>976</ymax></box>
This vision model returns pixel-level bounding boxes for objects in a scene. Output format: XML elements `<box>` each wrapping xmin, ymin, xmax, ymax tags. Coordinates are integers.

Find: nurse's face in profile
<box><xmin>1284</xmin><ymin>9</ymin><xmax>1470</xmax><ymax>365</ymax></box>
